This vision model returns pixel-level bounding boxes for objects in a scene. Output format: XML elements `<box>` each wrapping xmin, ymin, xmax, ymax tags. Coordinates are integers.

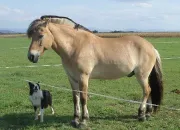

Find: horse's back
<box><xmin>90</xmin><ymin>35</ymin><xmax>156</xmax><ymax>79</ymax></box>
<box><xmin>93</xmin><ymin>35</ymin><xmax>155</xmax><ymax>64</ymax></box>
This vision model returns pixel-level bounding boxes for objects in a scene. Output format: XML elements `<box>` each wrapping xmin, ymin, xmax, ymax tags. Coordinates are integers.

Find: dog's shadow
<box><xmin>0</xmin><ymin>112</ymin><xmax>72</xmax><ymax>129</ymax></box>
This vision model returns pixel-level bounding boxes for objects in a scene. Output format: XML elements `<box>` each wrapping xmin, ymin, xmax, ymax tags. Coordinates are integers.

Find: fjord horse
<box><xmin>27</xmin><ymin>15</ymin><xmax>163</xmax><ymax>128</ymax></box>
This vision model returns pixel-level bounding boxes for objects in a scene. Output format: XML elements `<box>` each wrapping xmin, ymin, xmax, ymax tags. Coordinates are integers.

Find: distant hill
<box><xmin>0</xmin><ymin>28</ymin><xmax>26</xmax><ymax>34</ymax></box>
<box><xmin>0</xmin><ymin>30</ymin><xmax>16</xmax><ymax>34</ymax></box>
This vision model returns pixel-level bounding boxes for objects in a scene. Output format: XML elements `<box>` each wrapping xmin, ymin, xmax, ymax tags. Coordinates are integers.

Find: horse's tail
<box><xmin>149</xmin><ymin>49</ymin><xmax>163</xmax><ymax>112</ymax></box>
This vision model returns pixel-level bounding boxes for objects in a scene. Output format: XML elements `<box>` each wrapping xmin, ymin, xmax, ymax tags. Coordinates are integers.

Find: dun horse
<box><xmin>27</xmin><ymin>15</ymin><xmax>163</xmax><ymax>128</ymax></box>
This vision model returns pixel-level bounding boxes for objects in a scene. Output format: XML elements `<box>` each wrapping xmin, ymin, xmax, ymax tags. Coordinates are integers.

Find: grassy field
<box><xmin>0</xmin><ymin>36</ymin><xmax>180</xmax><ymax>130</ymax></box>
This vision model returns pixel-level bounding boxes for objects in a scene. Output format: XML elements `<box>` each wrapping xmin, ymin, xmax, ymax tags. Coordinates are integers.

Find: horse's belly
<box><xmin>90</xmin><ymin>64</ymin><xmax>132</xmax><ymax>79</ymax></box>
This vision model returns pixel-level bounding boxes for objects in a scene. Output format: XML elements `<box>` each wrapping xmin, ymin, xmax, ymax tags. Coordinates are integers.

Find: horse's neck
<box><xmin>49</xmin><ymin>23</ymin><xmax>76</xmax><ymax>60</ymax></box>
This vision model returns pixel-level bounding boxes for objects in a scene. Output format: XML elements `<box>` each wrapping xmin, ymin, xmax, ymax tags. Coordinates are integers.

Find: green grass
<box><xmin>0</xmin><ymin>37</ymin><xmax>180</xmax><ymax>130</ymax></box>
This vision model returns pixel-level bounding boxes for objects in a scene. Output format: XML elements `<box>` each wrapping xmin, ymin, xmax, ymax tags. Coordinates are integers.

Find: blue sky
<box><xmin>0</xmin><ymin>0</ymin><xmax>180</xmax><ymax>32</ymax></box>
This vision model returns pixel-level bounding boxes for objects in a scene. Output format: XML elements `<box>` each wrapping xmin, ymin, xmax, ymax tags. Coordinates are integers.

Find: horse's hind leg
<box><xmin>136</xmin><ymin>74</ymin><xmax>151</xmax><ymax>121</ymax></box>
<box><xmin>146</xmin><ymin>95</ymin><xmax>153</xmax><ymax>119</ymax></box>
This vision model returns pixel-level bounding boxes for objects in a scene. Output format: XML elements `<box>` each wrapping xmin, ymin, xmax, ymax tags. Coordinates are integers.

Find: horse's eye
<box><xmin>39</xmin><ymin>35</ymin><xmax>44</xmax><ymax>39</ymax></box>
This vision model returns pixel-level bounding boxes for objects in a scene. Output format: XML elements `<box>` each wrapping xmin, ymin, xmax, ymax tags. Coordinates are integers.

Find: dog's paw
<box><xmin>34</xmin><ymin>117</ymin><xmax>38</xmax><ymax>120</ymax></box>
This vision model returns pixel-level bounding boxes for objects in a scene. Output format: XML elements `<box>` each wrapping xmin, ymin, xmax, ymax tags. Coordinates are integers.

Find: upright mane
<box><xmin>41</xmin><ymin>15</ymin><xmax>77</xmax><ymax>27</ymax></box>
<box><xmin>27</xmin><ymin>15</ymin><xmax>91</xmax><ymax>38</ymax></box>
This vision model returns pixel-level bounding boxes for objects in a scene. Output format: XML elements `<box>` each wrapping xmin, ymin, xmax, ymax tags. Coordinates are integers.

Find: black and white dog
<box><xmin>28</xmin><ymin>81</ymin><xmax>54</xmax><ymax>122</ymax></box>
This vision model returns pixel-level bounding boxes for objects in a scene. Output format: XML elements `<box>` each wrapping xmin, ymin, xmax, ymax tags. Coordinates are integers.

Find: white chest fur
<box><xmin>29</xmin><ymin>90</ymin><xmax>43</xmax><ymax>106</ymax></box>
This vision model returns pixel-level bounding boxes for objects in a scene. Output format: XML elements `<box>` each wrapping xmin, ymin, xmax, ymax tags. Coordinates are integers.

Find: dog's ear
<box><xmin>37</xmin><ymin>82</ymin><xmax>40</xmax><ymax>89</ymax></box>
<box><xmin>28</xmin><ymin>82</ymin><xmax>34</xmax><ymax>88</ymax></box>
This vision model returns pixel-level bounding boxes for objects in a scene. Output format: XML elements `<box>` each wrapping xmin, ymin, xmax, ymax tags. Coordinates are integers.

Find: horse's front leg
<box><xmin>79</xmin><ymin>74</ymin><xmax>89</xmax><ymax>128</ymax></box>
<box><xmin>68</xmin><ymin>77</ymin><xmax>81</xmax><ymax>127</ymax></box>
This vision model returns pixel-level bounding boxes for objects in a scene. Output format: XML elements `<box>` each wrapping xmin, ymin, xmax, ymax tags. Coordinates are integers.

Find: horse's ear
<box><xmin>28</xmin><ymin>82</ymin><xmax>34</xmax><ymax>88</ymax></box>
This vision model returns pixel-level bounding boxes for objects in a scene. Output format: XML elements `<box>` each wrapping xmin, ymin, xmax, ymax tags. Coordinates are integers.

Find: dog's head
<box><xmin>28</xmin><ymin>81</ymin><xmax>41</xmax><ymax>95</ymax></box>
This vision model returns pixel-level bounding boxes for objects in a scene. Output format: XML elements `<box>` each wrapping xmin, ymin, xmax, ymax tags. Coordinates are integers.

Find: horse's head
<box><xmin>27</xmin><ymin>19</ymin><xmax>54</xmax><ymax>63</ymax></box>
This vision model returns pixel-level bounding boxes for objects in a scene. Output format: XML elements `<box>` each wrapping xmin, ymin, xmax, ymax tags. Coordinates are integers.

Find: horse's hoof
<box><xmin>71</xmin><ymin>120</ymin><xmax>79</xmax><ymax>128</ymax></box>
<box><xmin>78</xmin><ymin>121</ymin><xmax>87</xmax><ymax>129</ymax></box>
<box><xmin>34</xmin><ymin>117</ymin><xmax>38</xmax><ymax>120</ymax></box>
<box><xmin>138</xmin><ymin>116</ymin><xmax>146</xmax><ymax>122</ymax></box>
<box><xmin>145</xmin><ymin>113</ymin><xmax>151</xmax><ymax>120</ymax></box>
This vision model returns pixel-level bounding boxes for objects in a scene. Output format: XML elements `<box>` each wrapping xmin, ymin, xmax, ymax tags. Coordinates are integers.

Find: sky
<box><xmin>0</xmin><ymin>0</ymin><xmax>180</xmax><ymax>32</ymax></box>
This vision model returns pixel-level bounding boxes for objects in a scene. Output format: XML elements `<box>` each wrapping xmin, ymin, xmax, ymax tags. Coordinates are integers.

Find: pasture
<box><xmin>0</xmin><ymin>36</ymin><xmax>180</xmax><ymax>130</ymax></box>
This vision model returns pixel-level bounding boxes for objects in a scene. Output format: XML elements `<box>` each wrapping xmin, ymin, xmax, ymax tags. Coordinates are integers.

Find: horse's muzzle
<box><xmin>28</xmin><ymin>53</ymin><xmax>39</xmax><ymax>63</ymax></box>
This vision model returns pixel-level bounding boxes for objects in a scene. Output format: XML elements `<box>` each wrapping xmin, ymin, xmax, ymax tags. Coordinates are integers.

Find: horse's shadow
<box><xmin>90</xmin><ymin>114</ymin><xmax>138</xmax><ymax>123</ymax></box>
<box><xmin>0</xmin><ymin>112</ymin><xmax>139</xmax><ymax>129</ymax></box>
<box><xmin>0</xmin><ymin>112</ymin><xmax>72</xmax><ymax>129</ymax></box>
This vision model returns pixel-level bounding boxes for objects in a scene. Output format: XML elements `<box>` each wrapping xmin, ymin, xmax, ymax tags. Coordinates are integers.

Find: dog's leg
<box><xmin>40</xmin><ymin>107</ymin><xmax>44</xmax><ymax>122</ymax></box>
<box><xmin>49</xmin><ymin>94</ymin><xmax>55</xmax><ymax>115</ymax></box>
<box><xmin>50</xmin><ymin>106</ymin><xmax>55</xmax><ymax>115</ymax></box>
<box><xmin>34</xmin><ymin>106</ymin><xmax>38</xmax><ymax>120</ymax></box>
<box><xmin>38</xmin><ymin>111</ymin><xmax>41</xmax><ymax>117</ymax></box>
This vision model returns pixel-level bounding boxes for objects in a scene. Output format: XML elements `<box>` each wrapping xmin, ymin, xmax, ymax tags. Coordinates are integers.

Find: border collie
<box><xmin>28</xmin><ymin>81</ymin><xmax>54</xmax><ymax>122</ymax></box>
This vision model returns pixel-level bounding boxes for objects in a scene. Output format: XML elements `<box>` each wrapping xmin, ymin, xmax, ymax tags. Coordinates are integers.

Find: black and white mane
<box><xmin>41</xmin><ymin>15</ymin><xmax>91</xmax><ymax>32</ymax></box>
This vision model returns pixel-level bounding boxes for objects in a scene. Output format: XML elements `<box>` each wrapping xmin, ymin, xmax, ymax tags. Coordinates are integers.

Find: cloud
<box><xmin>0</xmin><ymin>5</ymin><xmax>36</xmax><ymax>23</ymax></box>
<box><xmin>0</xmin><ymin>6</ymin><xmax>24</xmax><ymax>15</ymax></box>
<box><xmin>132</xmin><ymin>2</ymin><xmax>152</xmax><ymax>8</ymax></box>
<box><xmin>1</xmin><ymin>0</ymin><xmax>180</xmax><ymax>31</ymax></box>
<box><xmin>111</xmin><ymin>0</ymin><xmax>151</xmax><ymax>3</ymax></box>
<box><xmin>0</xmin><ymin>6</ymin><xmax>10</xmax><ymax>15</ymax></box>
<box><xmin>35</xmin><ymin>1</ymin><xmax>180</xmax><ymax>31</ymax></box>
<box><xmin>13</xmin><ymin>9</ymin><xmax>24</xmax><ymax>14</ymax></box>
